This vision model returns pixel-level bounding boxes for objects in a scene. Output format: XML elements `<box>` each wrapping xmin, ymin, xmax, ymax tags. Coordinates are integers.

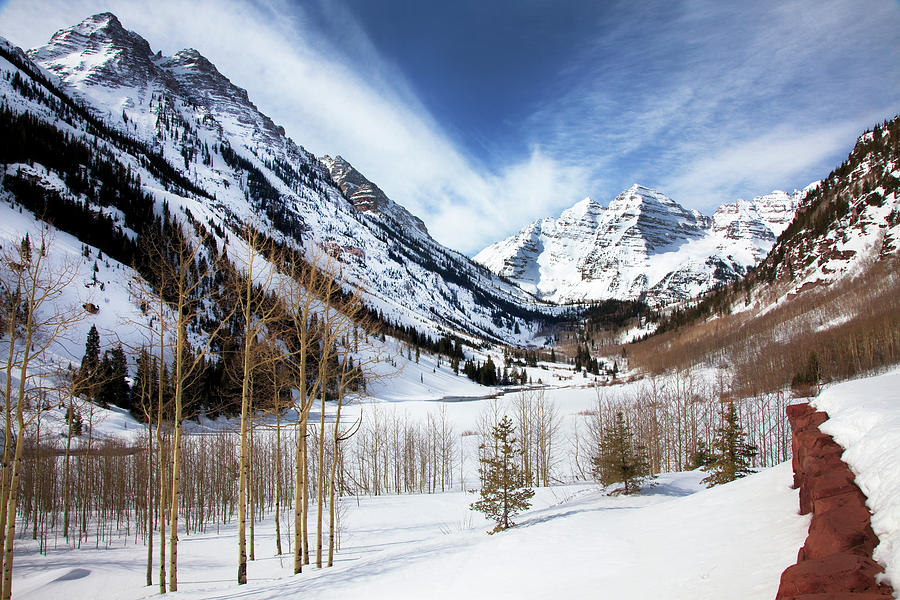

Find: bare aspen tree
<box><xmin>0</xmin><ymin>234</ymin><xmax>26</xmax><ymax>568</ymax></box>
<box><xmin>166</xmin><ymin>225</ymin><xmax>232</xmax><ymax>592</ymax></box>
<box><xmin>314</xmin><ymin>269</ymin><xmax>343</xmax><ymax>569</ymax></box>
<box><xmin>267</xmin><ymin>344</ymin><xmax>288</xmax><ymax>557</ymax></box>
<box><xmin>54</xmin><ymin>366</ymin><xmax>91</xmax><ymax>544</ymax></box>
<box><xmin>0</xmin><ymin>229</ymin><xmax>85</xmax><ymax>600</ymax></box>
<box><xmin>326</xmin><ymin>291</ymin><xmax>376</xmax><ymax>567</ymax></box>
<box><xmin>234</xmin><ymin>227</ymin><xmax>282</xmax><ymax>585</ymax></box>
<box><xmin>135</xmin><ymin>223</ymin><xmax>230</xmax><ymax>593</ymax></box>
<box><xmin>511</xmin><ymin>390</ymin><xmax>558</xmax><ymax>487</ymax></box>
<box><xmin>156</xmin><ymin>311</ymin><xmax>168</xmax><ymax>595</ymax></box>
<box><xmin>256</xmin><ymin>334</ymin><xmax>291</xmax><ymax>557</ymax></box>
<box><xmin>133</xmin><ymin>348</ymin><xmax>156</xmax><ymax>588</ymax></box>
<box><xmin>282</xmin><ymin>251</ymin><xmax>332</xmax><ymax>575</ymax></box>
<box><xmin>130</xmin><ymin>234</ymin><xmax>177</xmax><ymax>594</ymax></box>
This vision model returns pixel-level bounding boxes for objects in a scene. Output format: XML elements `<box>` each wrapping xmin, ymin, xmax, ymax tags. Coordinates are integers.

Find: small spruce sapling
<box><xmin>591</xmin><ymin>412</ymin><xmax>651</xmax><ymax>494</ymax></box>
<box><xmin>701</xmin><ymin>401</ymin><xmax>757</xmax><ymax>487</ymax></box>
<box><xmin>470</xmin><ymin>416</ymin><xmax>534</xmax><ymax>533</ymax></box>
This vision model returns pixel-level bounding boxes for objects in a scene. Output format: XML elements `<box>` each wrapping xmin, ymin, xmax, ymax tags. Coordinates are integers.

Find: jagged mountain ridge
<box><xmin>3</xmin><ymin>13</ymin><xmax>552</xmax><ymax>345</ymax></box>
<box><xmin>319</xmin><ymin>155</ymin><xmax>428</xmax><ymax>235</ymax></box>
<box><xmin>28</xmin><ymin>13</ymin><xmax>288</xmax><ymax>151</ymax></box>
<box><xmin>475</xmin><ymin>184</ymin><xmax>803</xmax><ymax>306</ymax></box>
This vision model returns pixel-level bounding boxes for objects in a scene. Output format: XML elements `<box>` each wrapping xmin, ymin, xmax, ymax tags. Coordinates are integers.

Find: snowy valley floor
<box><xmin>18</xmin><ymin>367</ymin><xmax>900</xmax><ymax>600</ymax></box>
<box><xmin>13</xmin><ymin>464</ymin><xmax>807</xmax><ymax>600</ymax></box>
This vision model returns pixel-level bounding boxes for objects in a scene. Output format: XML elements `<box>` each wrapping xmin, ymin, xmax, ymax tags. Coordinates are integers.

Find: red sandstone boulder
<box><xmin>802</xmin><ymin>500</ymin><xmax>879</xmax><ymax>559</ymax></box>
<box><xmin>776</xmin><ymin>553</ymin><xmax>888</xmax><ymax>598</ymax></box>
<box><xmin>787</xmin><ymin>403</ymin><xmax>828</xmax><ymax>431</ymax></box>
<box><xmin>813</xmin><ymin>489</ymin><xmax>869</xmax><ymax>516</ymax></box>
<box><xmin>786</xmin><ymin>403</ymin><xmax>815</xmax><ymax>421</ymax></box>
<box><xmin>777</xmin><ymin>405</ymin><xmax>894</xmax><ymax>600</ymax></box>
<box><xmin>800</xmin><ymin>468</ymin><xmax>856</xmax><ymax>515</ymax></box>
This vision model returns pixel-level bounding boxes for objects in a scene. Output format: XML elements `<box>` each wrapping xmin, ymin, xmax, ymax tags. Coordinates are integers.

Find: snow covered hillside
<box><xmin>1</xmin><ymin>13</ymin><xmax>553</xmax><ymax>347</ymax></box>
<box><xmin>17</xmin><ymin>366</ymin><xmax>900</xmax><ymax>600</ymax></box>
<box><xmin>475</xmin><ymin>184</ymin><xmax>803</xmax><ymax>306</ymax></box>
<box><xmin>750</xmin><ymin>120</ymin><xmax>900</xmax><ymax>301</ymax></box>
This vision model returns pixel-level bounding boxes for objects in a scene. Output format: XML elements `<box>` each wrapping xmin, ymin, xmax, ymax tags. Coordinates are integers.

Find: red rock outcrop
<box><xmin>775</xmin><ymin>403</ymin><xmax>893</xmax><ymax>600</ymax></box>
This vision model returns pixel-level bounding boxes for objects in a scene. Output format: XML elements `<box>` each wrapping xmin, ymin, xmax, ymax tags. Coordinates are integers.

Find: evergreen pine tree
<box><xmin>97</xmin><ymin>344</ymin><xmax>130</xmax><ymax>411</ymax></box>
<box><xmin>470</xmin><ymin>416</ymin><xmax>534</xmax><ymax>533</ymax></box>
<box><xmin>791</xmin><ymin>350</ymin><xmax>821</xmax><ymax>395</ymax></box>
<box><xmin>131</xmin><ymin>348</ymin><xmax>156</xmax><ymax>420</ymax></box>
<box><xmin>688</xmin><ymin>438</ymin><xmax>713</xmax><ymax>470</ymax></box>
<box><xmin>592</xmin><ymin>412</ymin><xmax>651</xmax><ymax>494</ymax></box>
<box><xmin>76</xmin><ymin>325</ymin><xmax>102</xmax><ymax>405</ymax></box>
<box><xmin>701</xmin><ymin>401</ymin><xmax>757</xmax><ymax>487</ymax></box>
<box><xmin>65</xmin><ymin>405</ymin><xmax>83</xmax><ymax>436</ymax></box>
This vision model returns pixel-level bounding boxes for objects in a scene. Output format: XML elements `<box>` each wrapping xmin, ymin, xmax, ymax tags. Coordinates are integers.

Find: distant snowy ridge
<box><xmin>475</xmin><ymin>184</ymin><xmax>803</xmax><ymax>306</ymax></box>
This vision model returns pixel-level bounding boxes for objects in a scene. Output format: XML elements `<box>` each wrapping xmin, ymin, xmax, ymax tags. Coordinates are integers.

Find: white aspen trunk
<box><xmin>316</xmin><ymin>377</ymin><xmax>326</xmax><ymax>568</ymax></box>
<box><xmin>327</xmin><ymin>387</ymin><xmax>344</xmax><ymax>567</ymax></box>
<box><xmin>168</xmin><ymin>319</ymin><xmax>186</xmax><ymax>592</ymax></box>
<box><xmin>146</xmin><ymin>419</ymin><xmax>153</xmax><ymax>587</ymax></box>
<box><xmin>1</xmin><ymin>298</ymin><xmax>35</xmax><ymax>600</ymax></box>
<box><xmin>62</xmin><ymin>396</ymin><xmax>74</xmax><ymax>542</ymax></box>
<box><xmin>237</xmin><ymin>323</ymin><xmax>252</xmax><ymax>585</ymax></box>
<box><xmin>274</xmin><ymin>396</ymin><xmax>283</xmax><ymax>556</ymax></box>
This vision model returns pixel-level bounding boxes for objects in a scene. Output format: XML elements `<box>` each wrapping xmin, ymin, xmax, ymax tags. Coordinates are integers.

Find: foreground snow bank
<box><xmin>15</xmin><ymin>465</ymin><xmax>805</xmax><ymax>600</ymax></box>
<box><xmin>815</xmin><ymin>367</ymin><xmax>900</xmax><ymax>590</ymax></box>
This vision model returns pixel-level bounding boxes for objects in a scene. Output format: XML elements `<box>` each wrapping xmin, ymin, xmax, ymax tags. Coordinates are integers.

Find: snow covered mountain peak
<box><xmin>5</xmin><ymin>13</ymin><xmax>550</xmax><ymax>345</ymax></box>
<box><xmin>48</xmin><ymin>12</ymin><xmax>131</xmax><ymax>44</ymax></box>
<box><xmin>28</xmin><ymin>12</ymin><xmax>155</xmax><ymax>89</ymax></box>
<box><xmin>475</xmin><ymin>185</ymin><xmax>802</xmax><ymax>306</ymax></box>
<box><xmin>559</xmin><ymin>196</ymin><xmax>601</xmax><ymax>220</ymax></box>
<box><xmin>711</xmin><ymin>190</ymin><xmax>803</xmax><ymax>258</ymax></box>
<box><xmin>602</xmin><ymin>184</ymin><xmax>710</xmax><ymax>253</ymax></box>
<box><xmin>29</xmin><ymin>13</ymin><xmax>296</xmax><ymax>155</ymax></box>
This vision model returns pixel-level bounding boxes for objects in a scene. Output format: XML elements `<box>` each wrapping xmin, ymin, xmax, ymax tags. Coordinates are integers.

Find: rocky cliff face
<box><xmin>320</xmin><ymin>155</ymin><xmax>428</xmax><ymax>235</ymax></box>
<box><xmin>475</xmin><ymin>184</ymin><xmax>802</xmax><ymax>306</ymax></box>
<box><xmin>28</xmin><ymin>13</ymin><xmax>159</xmax><ymax>89</ymax></box>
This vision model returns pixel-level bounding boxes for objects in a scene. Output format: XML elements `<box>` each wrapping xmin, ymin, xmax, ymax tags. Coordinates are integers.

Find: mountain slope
<box><xmin>475</xmin><ymin>184</ymin><xmax>802</xmax><ymax>306</ymax></box>
<box><xmin>3</xmin><ymin>13</ymin><xmax>553</xmax><ymax>345</ymax></box>
<box><xmin>751</xmin><ymin>117</ymin><xmax>900</xmax><ymax>298</ymax></box>
<box><xmin>627</xmin><ymin>116</ymin><xmax>900</xmax><ymax>398</ymax></box>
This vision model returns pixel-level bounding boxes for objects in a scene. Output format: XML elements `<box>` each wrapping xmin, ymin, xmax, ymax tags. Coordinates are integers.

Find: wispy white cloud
<box><xmin>526</xmin><ymin>0</ymin><xmax>900</xmax><ymax>210</ymax></box>
<box><xmin>659</xmin><ymin>120</ymin><xmax>875</xmax><ymax>205</ymax></box>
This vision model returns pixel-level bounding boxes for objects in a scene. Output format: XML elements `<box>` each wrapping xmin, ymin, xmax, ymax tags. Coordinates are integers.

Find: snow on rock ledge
<box><xmin>814</xmin><ymin>370</ymin><xmax>900</xmax><ymax>595</ymax></box>
<box><xmin>776</xmin><ymin>402</ymin><xmax>893</xmax><ymax>599</ymax></box>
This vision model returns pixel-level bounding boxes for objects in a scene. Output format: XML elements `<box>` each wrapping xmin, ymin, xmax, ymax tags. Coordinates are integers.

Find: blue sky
<box><xmin>1</xmin><ymin>0</ymin><xmax>899</xmax><ymax>254</ymax></box>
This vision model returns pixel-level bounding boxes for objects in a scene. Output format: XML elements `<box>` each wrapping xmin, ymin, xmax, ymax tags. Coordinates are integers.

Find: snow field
<box><xmin>12</xmin><ymin>463</ymin><xmax>806</xmax><ymax>600</ymax></box>
<box><xmin>13</xmin><ymin>379</ymin><xmax>809</xmax><ymax>600</ymax></box>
